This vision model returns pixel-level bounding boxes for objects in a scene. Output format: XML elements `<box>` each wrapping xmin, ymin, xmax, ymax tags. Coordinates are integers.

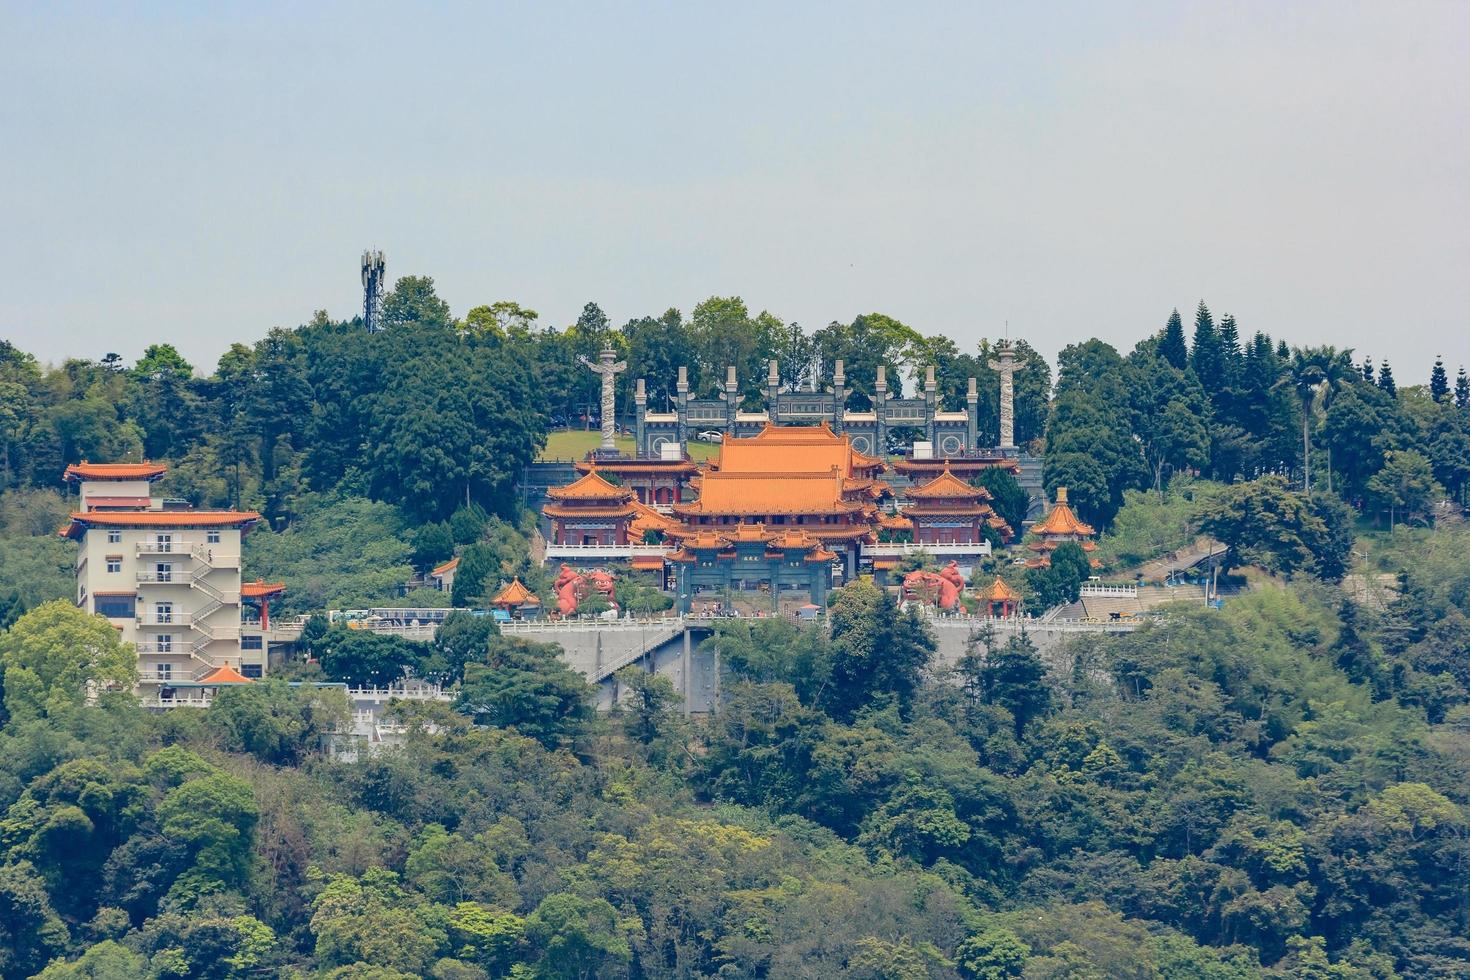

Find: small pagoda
<box><xmin>543</xmin><ymin>469</ymin><xmax>640</xmax><ymax>546</ymax></box>
<box><xmin>1026</xmin><ymin>487</ymin><xmax>1099</xmax><ymax>568</ymax></box>
<box><xmin>490</xmin><ymin>578</ymin><xmax>542</xmax><ymax>620</ymax></box>
<box><xmin>977</xmin><ymin>575</ymin><xmax>1022</xmax><ymax>617</ymax></box>
<box><xmin>900</xmin><ymin>468</ymin><xmax>1013</xmax><ymax>545</ymax></box>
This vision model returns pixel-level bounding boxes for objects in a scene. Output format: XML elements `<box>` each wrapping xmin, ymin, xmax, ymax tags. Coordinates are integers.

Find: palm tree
<box><xmin>1279</xmin><ymin>346</ymin><xmax>1355</xmax><ymax>496</ymax></box>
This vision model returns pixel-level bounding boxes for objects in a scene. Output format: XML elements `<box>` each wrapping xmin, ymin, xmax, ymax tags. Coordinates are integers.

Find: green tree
<box><xmin>1159</xmin><ymin>309</ymin><xmax>1189</xmax><ymax>370</ymax></box>
<box><xmin>383</xmin><ymin>275</ymin><xmax>453</xmax><ymax>329</ymax></box>
<box><xmin>454</xmin><ymin>637</ymin><xmax>593</xmax><ymax>747</ymax></box>
<box><xmin>0</xmin><ymin>601</ymin><xmax>137</xmax><ymax>719</ymax></box>
<box><xmin>0</xmin><ymin>861</ymin><xmax>71</xmax><ymax>979</ymax></box>
<box><xmin>955</xmin><ymin>927</ymin><xmax>1031</xmax><ymax>979</ymax></box>
<box><xmin>825</xmin><ymin>579</ymin><xmax>934</xmax><ymax>721</ymax></box>
<box><xmin>978</xmin><ymin>631</ymin><xmax>1053</xmax><ymax>737</ymax></box>
<box><xmin>1366</xmin><ymin>449</ymin><xmax>1443</xmax><ymax>529</ymax></box>
<box><xmin>1281</xmin><ymin>346</ymin><xmax>1355</xmax><ymax>495</ymax></box>
<box><xmin>523</xmin><ymin>893</ymin><xmax>631</xmax><ymax>980</ymax></box>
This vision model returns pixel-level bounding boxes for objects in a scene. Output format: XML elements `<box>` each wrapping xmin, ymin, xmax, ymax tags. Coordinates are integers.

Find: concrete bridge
<box><xmin>500</xmin><ymin>613</ymin><xmax>1143</xmax><ymax>713</ymax></box>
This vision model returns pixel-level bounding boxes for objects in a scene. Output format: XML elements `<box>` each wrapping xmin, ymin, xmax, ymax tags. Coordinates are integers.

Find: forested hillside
<box><xmin>2</xmin><ymin>548</ymin><xmax>1470</xmax><ymax>977</ymax></box>
<box><xmin>3</xmin><ymin>279</ymin><xmax>1470</xmax><ymax>976</ymax></box>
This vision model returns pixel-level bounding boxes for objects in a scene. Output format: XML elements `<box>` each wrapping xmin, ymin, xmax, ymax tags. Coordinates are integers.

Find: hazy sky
<box><xmin>3</xmin><ymin>2</ymin><xmax>1467</xmax><ymax>384</ymax></box>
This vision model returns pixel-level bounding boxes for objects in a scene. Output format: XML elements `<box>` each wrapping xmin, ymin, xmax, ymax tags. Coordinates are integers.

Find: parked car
<box><xmin>696</xmin><ymin>430</ymin><xmax>723</xmax><ymax>443</ymax></box>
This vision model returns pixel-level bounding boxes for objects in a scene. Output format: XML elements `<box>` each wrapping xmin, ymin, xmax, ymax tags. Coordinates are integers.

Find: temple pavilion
<box><xmin>977</xmin><ymin>575</ymin><xmax>1023</xmax><ymax>617</ymax></box>
<box><xmin>900</xmin><ymin>468</ymin><xmax>1013</xmax><ymax>545</ymax></box>
<box><xmin>490</xmin><ymin>578</ymin><xmax>542</xmax><ymax>620</ymax></box>
<box><xmin>543</xmin><ymin>469</ymin><xmax>640</xmax><ymax>546</ymax></box>
<box><xmin>1026</xmin><ymin>486</ymin><xmax>1099</xmax><ymax>568</ymax></box>
<box><xmin>572</xmin><ymin>455</ymin><xmax>698</xmax><ymax>507</ymax></box>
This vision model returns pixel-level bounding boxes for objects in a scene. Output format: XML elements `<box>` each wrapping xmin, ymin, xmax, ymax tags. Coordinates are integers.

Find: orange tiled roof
<box><xmin>891</xmin><ymin>456</ymin><xmax>1020</xmax><ymax>475</ymax></box>
<box><xmin>714</xmin><ymin>422</ymin><xmax>881</xmax><ymax>480</ymax></box>
<box><xmin>491</xmin><ymin>578</ymin><xmax>541</xmax><ymax>607</ymax></box>
<box><xmin>767</xmin><ymin>528</ymin><xmax>819</xmax><ymax>550</ymax></box>
<box><xmin>575</xmin><ymin>458</ymin><xmax>698</xmax><ymax>474</ymax></box>
<box><xmin>628</xmin><ymin>500</ymin><xmax>680</xmax><ymax>536</ymax></box>
<box><xmin>980</xmin><ymin>576</ymin><xmax>1022</xmax><ymax>602</ymax></box>
<box><xmin>201</xmin><ymin>665</ymin><xmax>252</xmax><ymax>684</ymax></box>
<box><xmin>878</xmin><ymin>513</ymin><xmax>914</xmax><ymax>530</ymax></box>
<box><xmin>673</xmin><ymin>471</ymin><xmax>863</xmax><ymax>516</ymax></box>
<box><xmin>546</xmin><ymin>469</ymin><xmax>635</xmax><ymax>502</ymax></box>
<box><xmin>905</xmin><ymin>469</ymin><xmax>992</xmax><ymax>500</ymax></box>
<box><xmin>431</xmin><ymin>556</ymin><xmax>460</xmax><ymax>577</ymax></box>
<box><xmin>1032</xmin><ymin>487</ymin><xmax>1095</xmax><ymax>537</ymax></box>
<box><xmin>544</xmin><ymin>503</ymin><xmax>640</xmax><ymax>519</ymax></box>
<box><xmin>630</xmin><ymin>554</ymin><xmax>667</xmax><ymax>571</ymax></box>
<box><xmin>61</xmin><ymin>510</ymin><xmax>261</xmax><ymax>539</ymax></box>
<box><xmin>241</xmin><ymin>580</ymin><xmax>286</xmax><ymax>598</ymax></box>
<box><xmin>64</xmin><ymin>461</ymin><xmax>168</xmax><ymax>481</ymax></box>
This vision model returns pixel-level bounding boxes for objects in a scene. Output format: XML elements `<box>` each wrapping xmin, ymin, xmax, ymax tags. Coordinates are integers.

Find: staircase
<box><xmin>590</xmin><ymin>623</ymin><xmax>687</xmax><ymax>683</ymax></box>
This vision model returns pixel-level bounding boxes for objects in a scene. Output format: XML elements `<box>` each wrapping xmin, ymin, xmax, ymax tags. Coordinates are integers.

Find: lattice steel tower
<box><xmin>361</xmin><ymin>250</ymin><xmax>386</xmax><ymax>332</ymax></box>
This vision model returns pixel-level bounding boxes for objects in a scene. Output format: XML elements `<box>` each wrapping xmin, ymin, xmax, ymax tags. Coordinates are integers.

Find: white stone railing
<box><xmin>544</xmin><ymin>543</ymin><xmax>670</xmax><ymax>560</ymax></box>
<box><xmin>866</xmin><ymin>542</ymin><xmax>993</xmax><ymax>557</ymax></box>
<box><xmin>501</xmin><ymin>615</ymin><xmax>682</xmax><ymax>633</ymax></box>
<box><xmin>1079</xmin><ymin>583</ymin><xmax>1138</xmax><ymax>597</ymax></box>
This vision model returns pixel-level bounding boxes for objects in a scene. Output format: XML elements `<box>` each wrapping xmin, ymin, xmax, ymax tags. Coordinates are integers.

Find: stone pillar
<box><xmin>676</xmin><ymin>366</ymin><xmax>690</xmax><ymax>450</ymax></box>
<box><xmin>634</xmin><ymin>378</ymin><xmax>647</xmax><ymax>455</ymax></box>
<box><xmin>681</xmin><ymin>627</ymin><xmax>692</xmax><ymax>717</ymax></box>
<box><xmin>580</xmin><ymin>348</ymin><xmax>627</xmax><ymax>453</ymax></box>
<box><xmin>923</xmin><ymin>365</ymin><xmax>938</xmax><ymax>444</ymax></box>
<box><xmin>767</xmin><ymin>359</ymin><xmax>781</xmax><ymax>424</ymax></box>
<box><xmin>875</xmin><ymin>365</ymin><xmax>888</xmax><ymax>454</ymax></box>
<box><xmin>966</xmin><ymin>377</ymin><xmax>979</xmax><ymax>450</ymax></box>
<box><xmin>989</xmin><ymin>340</ymin><xmax>1024</xmax><ymax>450</ymax></box>
<box><xmin>832</xmin><ymin>359</ymin><xmax>846</xmax><ymax>434</ymax></box>
<box><xmin>724</xmin><ymin>365</ymin><xmax>739</xmax><ymax>434</ymax></box>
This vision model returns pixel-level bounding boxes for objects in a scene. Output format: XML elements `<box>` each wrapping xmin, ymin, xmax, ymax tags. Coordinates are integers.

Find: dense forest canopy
<box><xmin>3</xmin><ymin>278</ymin><xmax>1470</xmax><ymax>976</ymax></box>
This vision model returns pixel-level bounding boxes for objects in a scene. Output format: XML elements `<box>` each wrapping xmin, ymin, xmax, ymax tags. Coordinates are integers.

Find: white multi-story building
<box><xmin>61</xmin><ymin>461</ymin><xmax>292</xmax><ymax>694</ymax></box>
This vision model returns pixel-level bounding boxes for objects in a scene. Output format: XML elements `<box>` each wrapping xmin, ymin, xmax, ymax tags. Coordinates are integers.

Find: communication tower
<box><xmin>361</xmin><ymin>250</ymin><xmax>386</xmax><ymax>332</ymax></box>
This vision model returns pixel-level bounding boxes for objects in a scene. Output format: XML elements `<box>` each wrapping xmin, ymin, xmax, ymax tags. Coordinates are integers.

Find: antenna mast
<box><xmin>361</xmin><ymin>250</ymin><xmax>386</xmax><ymax>332</ymax></box>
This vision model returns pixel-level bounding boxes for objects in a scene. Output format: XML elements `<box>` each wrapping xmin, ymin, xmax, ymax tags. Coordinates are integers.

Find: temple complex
<box><xmin>1026</xmin><ymin>487</ymin><xmax>1099</xmax><ymax>567</ymax></box>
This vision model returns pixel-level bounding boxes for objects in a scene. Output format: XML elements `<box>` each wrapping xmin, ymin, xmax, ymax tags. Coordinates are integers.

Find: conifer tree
<box><xmin>1158</xmin><ymin>309</ymin><xmax>1188</xmax><ymax>370</ymax></box>
<box><xmin>1361</xmin><ymin>357</ymin><xmax>1375</xmax><ymax>383</ymax></box>
<box><xmin>1456</xmin><ymin>367</ymin><xmax>1470</xmax><ymax>410</ymax></box>
<box><xmin>1430</xmin><ymin>357</ymin><xmax>1449</xmax><ymax>402</ymax></box>
<box><xmin>1276</xmin><ymin>339</ymin><xmax>1290</xmax><ymax>360</ymax></box>
<box><xmin>1189</xmin><ymin>301</ymin><xmax>1224</xmax><ymax>390</ymax></box>
<box><xmin>1378</xmin><ymin>360</ymin><xmax>1397</xmax><ymax>397</ymax></box>
<box><xmin>1217</xmin><ymin>314</ymin><xmax>1242</xmax><ymax>380</ymax></box>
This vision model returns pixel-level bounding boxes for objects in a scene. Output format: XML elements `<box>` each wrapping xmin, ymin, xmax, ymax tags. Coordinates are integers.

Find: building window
<box><xmin>156</xmin><ymin>663</ymin><xmax>172</xmax><ymax>681</ymax></box>
<box><xmin>207</xmin><ymin>530</ymin><xmax>221</xmax><ymax>544</ymax></box>
<box><xmin>94</xmin><ymin>595</ymin><xmax>135</xmax><ymax>619</ymax></box>
<box><xmin>157</xmin><ymin>634</ymin><xmax>173</xmax><ymax>653</ymax></box>
<box><xmin>241</xmin><ymin>664</ymin><xmax>263</xmax><ymax>679</ymax></box>
<box><xmin>241</xmin><ymin>635</ymin><xmax>263</xmax><ymax>650</ymax></box>
<box><xmin>154</xmin><ymin>602</ymin><xmax>173</xmax><ymax>623</ymax></box>
<box><xmin>107</xmin><ymin>530</ymin><xmax>121</xmax><ymax>544</ymax></box>
<box><xmin>106</xmin><ymin>556</ymin><xmax>122</xmax><ymax>573</ymax></box>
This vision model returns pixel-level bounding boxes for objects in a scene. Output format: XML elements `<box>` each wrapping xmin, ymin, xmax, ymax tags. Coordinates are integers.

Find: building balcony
<box><xmin>134</xmin><ymin>642</ymin><xmax>187</xmax><ymax>654</ymax></box>
<box><xmin>135</xmin><ymin>538</ymin><xmax>197</xmax><ymax>555</ymax></box>
<box><xmin>136</xmin><ymin>570</ymin><xmax>194</xmax><ymax>585</ymax></box>
<box><xmin>136</xmin><ymin>613</ymin><xmax>192</xmax><ymax>627</ymax></box>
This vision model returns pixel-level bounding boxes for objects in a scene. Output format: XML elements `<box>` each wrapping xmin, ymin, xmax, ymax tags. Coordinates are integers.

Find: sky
<box><xmin>2</xmin><ymin>1</ymin><xmax>1467</xmax><ymax>384</ymax></box>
